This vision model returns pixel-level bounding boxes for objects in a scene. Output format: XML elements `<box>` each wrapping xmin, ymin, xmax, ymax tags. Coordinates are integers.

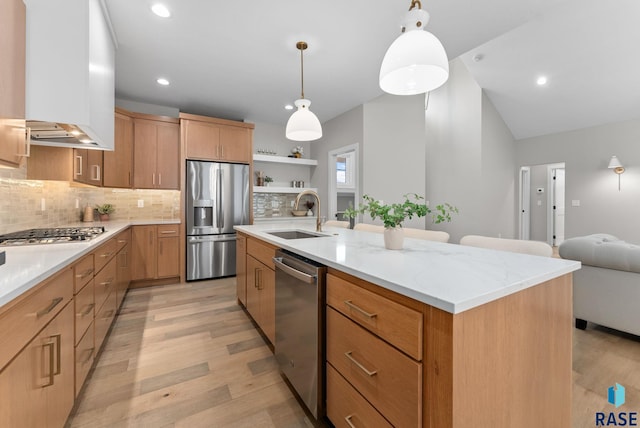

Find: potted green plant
<box><xmin>264</xmin><ymin>176</ymin><xmax>273</xmax><ymax>187</ymax></box>
<box><xmin>96</xmin><ymin>203</ymin><xmax>115</xmax><ymax>221</ymax></box>
<box><xmin>346</xmin><ymin>194</ymin><xmax>458</xmax><ymax>249</ymax></box>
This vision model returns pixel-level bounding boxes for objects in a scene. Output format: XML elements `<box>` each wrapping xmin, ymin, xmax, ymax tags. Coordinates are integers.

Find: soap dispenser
<box><xmin>83</xmin><ymin>203</ymin><xmax>94</xmax><ymax>222</ymax></box>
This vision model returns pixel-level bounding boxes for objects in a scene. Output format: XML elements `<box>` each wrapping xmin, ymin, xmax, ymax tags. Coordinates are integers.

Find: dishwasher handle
<box><xmin>273</xmin><ymin>257</ymin><xmax>317</xmax><ymax>284</ymax></box>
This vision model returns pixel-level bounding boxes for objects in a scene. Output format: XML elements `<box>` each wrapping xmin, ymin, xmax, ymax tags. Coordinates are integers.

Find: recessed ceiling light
<box><xmin>536</xmin><ymin>76</ymin><xmax>548</xmax><ymax>86</ymax></box>
<box><xmin>157</xmin><ymin>78</ymin><xmax>170</xmax><ymax>86</ymax></box>
<box><xmin>151</xmin><ymin>4</ymin><xmax>171</xmax><ymax>18</ymax></box>
<box><xmin>284</xmin><ymin>104</ymin><xmax>294</xmax><ymax>110</ymax></box>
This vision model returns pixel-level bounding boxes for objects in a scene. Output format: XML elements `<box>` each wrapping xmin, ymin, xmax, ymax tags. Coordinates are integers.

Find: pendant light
<box><xmin>379</xmin><ymin>0</ymin><xmax>449</xmax><ymax>95</ymax></box>
<box><xmin>286</xmin><ymin>41</ymin><xmax>322</xmax><ymax>141</ymax></box>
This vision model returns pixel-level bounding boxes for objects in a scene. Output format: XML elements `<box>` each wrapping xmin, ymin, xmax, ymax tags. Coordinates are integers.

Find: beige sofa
<box><xmin>559</xmin><ymin>234</ymin><xmax>640</xmax><ymax>336</ymax></box>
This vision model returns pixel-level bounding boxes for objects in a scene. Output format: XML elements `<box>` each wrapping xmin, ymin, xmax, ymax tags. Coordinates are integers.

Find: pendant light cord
<box><xmin>299</xmin><ymin>45</ymin><xmax>305</xmax><ymax>99</ymax></box>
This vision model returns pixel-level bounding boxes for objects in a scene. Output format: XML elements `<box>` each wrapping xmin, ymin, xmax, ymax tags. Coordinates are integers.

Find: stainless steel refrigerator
<box><xmin>186</xmin><ymin>160</ymin><xmax>250</xmax><ymax>281</ymax></box>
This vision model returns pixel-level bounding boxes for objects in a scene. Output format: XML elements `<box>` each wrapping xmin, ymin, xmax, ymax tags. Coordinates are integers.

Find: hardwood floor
<box><xmin>67</xmin><ymin>278</ymin><xmax>640</xmax><ymax>427</ymax></box>
<box><xmin>67</xmin><ymin>278</ymin><xmax>313</xmax><ymax>428</ymax></box>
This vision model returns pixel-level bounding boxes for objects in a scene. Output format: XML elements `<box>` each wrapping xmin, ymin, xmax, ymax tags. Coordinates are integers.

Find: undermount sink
<box><xmin>266</xmin><ymin>230</ymin><xmax>329</xmax><ymax>240</ymax></box>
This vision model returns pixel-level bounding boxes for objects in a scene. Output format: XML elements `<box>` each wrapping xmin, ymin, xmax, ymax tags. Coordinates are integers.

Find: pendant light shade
<box><xmin>286</xmin><ymin>99</ymin><xmax>322</xmax><ymax>141</ymax></box>
<box><xmin>380</xmin><ymin>1</ymin><xmax>449</xmax><ymax>95</ymax></box>
<box><xmin>286</xmin><ymin>41</ymin><xmax>322</xmax><ymax>141</ymax></box>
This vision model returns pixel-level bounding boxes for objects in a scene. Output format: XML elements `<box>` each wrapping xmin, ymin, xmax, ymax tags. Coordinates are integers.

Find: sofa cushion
<box><xmin>559</xmin><ymin>234</ymin><xmax>640</xmax><ymax>273</ymax></box>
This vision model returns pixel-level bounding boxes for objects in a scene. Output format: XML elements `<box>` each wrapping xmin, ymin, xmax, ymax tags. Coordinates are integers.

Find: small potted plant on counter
<box><xmin>96</xmin><ymin>203</ymin><xmax>115</xmax><ymax>221</ymax></box>
<box><xmin>347</xmin><ymin>194</ymin><xmax>458</xmax><ymax>249</ymax></box>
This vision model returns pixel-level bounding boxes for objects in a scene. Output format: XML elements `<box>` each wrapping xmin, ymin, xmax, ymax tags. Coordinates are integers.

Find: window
<box><xmin>336</xmin><ymin>151</ymin><xmax>355</xmax><ymax>189</ymax></box>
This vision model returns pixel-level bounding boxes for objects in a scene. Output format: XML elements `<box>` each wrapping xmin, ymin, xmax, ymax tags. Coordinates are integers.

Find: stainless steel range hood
<box><xmin>25</xmin><ymin>0</ymin><xmax>116</xmax><ymax>150</ymax></box>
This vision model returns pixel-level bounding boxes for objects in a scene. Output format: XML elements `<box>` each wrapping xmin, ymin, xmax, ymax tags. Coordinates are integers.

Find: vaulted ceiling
<box><xmin>105</xmin><ymin>0</ymin><xmax>640</xmax><ymax>140</ymax></box>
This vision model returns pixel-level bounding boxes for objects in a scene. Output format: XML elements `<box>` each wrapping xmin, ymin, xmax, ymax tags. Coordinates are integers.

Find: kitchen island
<box><xmin>235</xmin><ymin>223</ymin><xmax>580</xmax><ymax>428</ymax></box>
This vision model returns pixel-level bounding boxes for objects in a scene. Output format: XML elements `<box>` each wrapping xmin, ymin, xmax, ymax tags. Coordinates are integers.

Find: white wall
<box><xmin>425</xmin><ymin>59</ymin><xmax>516</xmax><ymax>243</ymax></box>
<box><xmin>529</xmin><ymin>164</ymin><xmax>548</xmax><ymax>241</ymax></box>
<box><xmin>362</xmin><ymin>94</ymin><xmax>426</xmax><ymax>229</ymax></box>
<box><xmin>310</xmin><ymin>105</ymin><xmax>364</xmax><ymax>219</ymax></box>
<box><xmin>516</xmin><ymin>117</ymin><xmax>640</xmax><ymax>243</ymax></box>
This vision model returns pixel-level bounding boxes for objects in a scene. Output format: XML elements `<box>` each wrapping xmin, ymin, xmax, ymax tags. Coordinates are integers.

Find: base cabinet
<box><xmin>131</xmin><ymin>224</ymin><xmax>180</xmax><ymax>283</ymax></box>
<box><xmin>115</xmin><ymin>229</ymin><xmax>131</xmax><ymax>309</ymax></box>
<box><xmin>246</xmin><ymin>255</ymin><xmax>275</xmax><ymax>344</ymax></box>
<box><xmin>236</xmin><ymin>234</ymin><xmax>246</xmax><ymax>305</ymax></box>
<box><xmin>0</xmin><ymin>302</ymin><xmax>74</xmax><ymax>428</ymax></box>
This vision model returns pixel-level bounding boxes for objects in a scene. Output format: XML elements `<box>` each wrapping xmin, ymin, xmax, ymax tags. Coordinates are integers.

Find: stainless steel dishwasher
<box><xmin>273</xmin><ymin>249</ymin><xmax>326</xmax><ymax>420</ymax></box>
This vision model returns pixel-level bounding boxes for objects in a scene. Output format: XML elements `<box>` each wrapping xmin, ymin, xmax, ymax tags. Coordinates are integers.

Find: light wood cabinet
<box><xmin>246</xmin><ymin>255</ymin><xmax>275</xmax><ymax>344</ymax></box>
<box><xmin>131</xmin><ymin>224</ymin><xmax>180</xmax><ymax>282</ymax></box>
<box><xmin>133</xmin><ymin>117</ymin><xmax>179</xmax><ymax>189</ymax></box>
<box><xmin>73</xmin><ymin>148</ymin><xmax>103</xmax><ymax>186</ymax></box>
<box><xmin>181</xmin><ymin>113</ymin><xmax>253</xmax><ymax>163</ymax></box>
<box><xmin>0</xmin><ymin>301</ymin><xmax>74</xmax><ymax>428</ymax></box>
<box><xmin>103</xmin><ymin>110</ymin><xmax>134</xmax><ymax>188</ymax></box>
<box><xmin>0</xmin><ymin>0</ymin><xmax>27</xmax><ymax>168</ymax></box>
<box><xmin>236</xmin><ymin>233</ymin><xmax>247</xmax><ymax>305</ymax></box>
<box><xmin>115</xmin><ymin>229</ymin><xmax>131</xmax><ymax>310</ymax></box>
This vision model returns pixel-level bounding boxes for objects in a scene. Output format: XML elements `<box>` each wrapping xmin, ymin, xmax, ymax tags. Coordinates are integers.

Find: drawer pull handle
<box><xmin>344</xmin><ymin>351</ymin><xmax>377</xmax><ymax>376</ymax></box>
<box><xmin>100</xmin><ymin>278</ymin><xmax>114</xmax><ymax>286</ymax></box>
<box><xmin>344</xmin><ymin>300</ymin><xmax>377</xmax><ymax>319</ymax></box>
<box><xmin>42</xmin><ymin>342</ymin><xmax>55</xmax><ymax>387</ymax></box>
<box><xmin>160</xmin><ymin>230</ymin><xmax>176</xmax><ymax>234</ymax></box>
<box><xmin>345</xmin><ymin>415</ymin><xmax>357</xmax><ymax>428</ymax></box>
<box><xmin>81</xmin><ymin>347</ymin><xmax>95</xmax><ymax>365</ymax></box>
<box><xmin>37</xmin><ymin>297</ymin><xmax>63</xmax><ymax>318</ymax></box>
<box><xmin>117</xmin><ymin>240</ymin><xmax>127</xmax><ymax>243</ymax></box>
<box><xmin>100</xmin><ymin>251</ymin><xmax>114</xmax><ymax>258</ymax></box>
<box><xmin>80</xmin><ymin>303</ymin><xmax>95</xmax><ymax>317</ymax></box>
<box><xmin>102</xmin><ymin>310</ymin><xmax>115</xmax><ymax>319</ymax></box>
<box><xmin>76</xmin><ymin>268</ymin><xmax>94</xmax><ymax>279</ymax></box>
<box><xmin>52</xmin><ymin>334</ymin><xmax>61</xmax><ymax>375</ymax></box>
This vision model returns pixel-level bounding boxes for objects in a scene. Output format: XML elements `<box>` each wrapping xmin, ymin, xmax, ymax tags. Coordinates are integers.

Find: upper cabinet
<box><xmin>181</xmin><ymin>113</ymin><xmax>254</xmax><ymax>164</ymax></box>
<box><xmin>73</xmin><ymin>148</ymin><xmax>103</xmax><ymax>186</ymax></box>
<box><xmin>103</xmin><ymin>109</ymin><xmax>134</xmax><ymax>188</ymax></box>
<box><xmin>133</xmin><ymin>116</ymin><xmax>180</xmax><ymax>190</ymax></box>
<box><xmin>25</xmin><ymin>0</ymin><xmax>115</xmax><ymax>150</ymax></box>
<box><xmin>0</xmin><ymin>0</ymin><xmax>28</xmax><ymax>168</ymax></box>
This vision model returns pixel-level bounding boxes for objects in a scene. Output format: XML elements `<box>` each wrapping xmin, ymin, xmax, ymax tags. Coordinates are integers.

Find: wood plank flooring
<box><xmin>67</xmin><ymin>278</ymin><xmax>640</xmax><ymax>428</ymax></box>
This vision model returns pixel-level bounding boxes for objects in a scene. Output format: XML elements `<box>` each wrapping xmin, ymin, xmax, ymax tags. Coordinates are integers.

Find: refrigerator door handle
<box><xmin>216</xmin><ymin>168</ymin><xmax>224</xmax><ymax>229</ymax></box>
<box><xmin>188</xmin><ymin>236</ymin><xmax>236</xmax><ymax>243</ymax></box>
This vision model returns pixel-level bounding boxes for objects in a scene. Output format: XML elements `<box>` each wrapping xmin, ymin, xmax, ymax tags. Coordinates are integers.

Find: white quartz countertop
<box><xmin>235</xmin><ymin>223</ymin><xmax>581</xmax><ymax>314</ymax></box>
<box><xmin>0</xmin><ymin>219</ymin><xmax>180</xmax><ymax>309</ymax></box>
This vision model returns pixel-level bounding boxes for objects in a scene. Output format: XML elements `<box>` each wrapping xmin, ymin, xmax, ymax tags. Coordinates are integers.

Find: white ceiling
<box><xmin>105</xmin><ymin>0</ymin><xmax>640</xmax><ymax>140</ymax></box>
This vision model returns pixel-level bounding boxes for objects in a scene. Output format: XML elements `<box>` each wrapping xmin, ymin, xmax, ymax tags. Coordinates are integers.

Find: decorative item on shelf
<box><xmin>286</xmin><ymin>41</ymin><xmax>322</xmax><ymax>141</ymax></box>
<box><xmin>379</xmin><ymin>0</ymin><xmax>449</xmax><ymax>96</ymax></box>
<box><xmin>96</xmin><ymin>203</ymin><xmax>115</xmax><ymax>221</ymax></box>
<box><xmin>292</xmin><ymin>146</ymin><xmax>303</xmax><ymax>158</ymax></box>
<box><xmin>305</xmin><ymin>200</ymin><xmax>315</xmax><ymax>216</ymax></box>
<box><xmin>608</xmin><ymin>155</ymin><xmax>625</xmax><ymax>191</ymax></box>
<box><xmin>345</xmin><ymin>194</ymin><xmax>458</xmax><ymax>250</ymax></box>
<box><xmin>291</xmin><ymin>210</ymin><xmax>307</xmax><ymax>217</ymax></box>
<box><xmin>256</xmin><ymin>170</ymin><xmax>265</xmax><ymax>186</ymax></box>
<box><xmin>264</xmin><ymin>176</ymin><xmax>273</xmax><ymax>187</ymax></box>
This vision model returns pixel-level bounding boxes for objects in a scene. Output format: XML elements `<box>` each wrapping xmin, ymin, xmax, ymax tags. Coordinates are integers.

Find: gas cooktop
<box><xmin>0</xmin><ymin>226</ymin><xmax>105</xmax><ymax>246</ymax></box>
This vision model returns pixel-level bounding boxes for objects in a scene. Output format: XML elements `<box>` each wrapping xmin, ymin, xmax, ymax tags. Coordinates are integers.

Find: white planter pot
<box><xmin>383</xmin><ymin>226</ymin><xmax>404</xmax><ymax>250</ymax></box>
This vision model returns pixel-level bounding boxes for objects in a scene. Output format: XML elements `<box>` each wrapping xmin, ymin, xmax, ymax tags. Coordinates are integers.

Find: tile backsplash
<box><xmin>0</xmin><ymin>164</ymin><xmax>180</xmax><ymax>234</ymax></box>
<box><xmin>253</xmin><ymin>192</ymin><xmax>316</xmax><ymax>219</ymax></box>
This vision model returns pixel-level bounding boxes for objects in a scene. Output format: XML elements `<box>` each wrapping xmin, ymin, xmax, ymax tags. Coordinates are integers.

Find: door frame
<box><xmin>328</xmin><ymin>143</ymin><xmax>360</xmax><ymax>223</ymax></box>
<box><xmin>518</xmin><ymin>166</ymin><xmax>531</xmax><ymax>240</ymax></box>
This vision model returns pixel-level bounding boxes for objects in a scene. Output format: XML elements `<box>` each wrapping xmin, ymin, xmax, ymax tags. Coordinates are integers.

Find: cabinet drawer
<box><xmin>74</xmin><ymin>253</ymin><xmax>95</xmax><ymax>294</ymax></box>
<box><xmin>327</xmin><ymin>273</ymin><xmax>423</xmax><ymax>360</ymax></box>
<box><xmin>247</xmin><ymin>237</ymin><xmax>277</xmax><ymax>269</ymax></box>
<box><xmin>0</xmin><ymin>267</ymin><xmax>73</xmax><ymax>371</ymax></box>
<box><xmin>95</xmin><ymin>290</ymin><xmax>117</xmax><ymax>352</ymax></box>
<box><xmin>115</xmin><ymin>228</ymin><xmax>131</xmax><ymax>252</ymax></box>
<box><xmin>326</xmin><ymin>307</ymin><xmax>422</xmax><ymax>428</ymax></box>
<box><xmin>327</xmin><ymin>364</ymin><xmax>392</xmax><ymax>428</ymax></box>
<box><xmin>74</xmin><ymin>279</ymin><xmax>95</xmax><ymax>345</ymax></box>
<box><xmin>75</xmin><ymin>322</ymin><xmax>95</xmax><ymax>398</ymax></box>
<box><xmin>95</xmin><ymin>238</ymin><xmax>118</xmax><ymax>274</ymax></box>
<box><xmin>94</xmin><ymin>257</ymin><xmax>116</xmax><ymax>312</ymax></box>
<box><xmin>157</xmin><ymin>224</ymin><xmax>179</xmax><ymax>237</ymax></box>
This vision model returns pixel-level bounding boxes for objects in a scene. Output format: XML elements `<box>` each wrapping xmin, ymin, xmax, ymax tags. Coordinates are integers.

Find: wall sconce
<box><xmin>608</xmin><ymin>155</ymin><xmax>625</xmax><ymax>191</ymax></box>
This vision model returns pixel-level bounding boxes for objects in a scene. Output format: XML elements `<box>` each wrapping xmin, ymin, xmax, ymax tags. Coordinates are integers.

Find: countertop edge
<box><xmin>236</xmin><ymin>225</ymin><xmax>581</xmax><ymax>314</ymax></box>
